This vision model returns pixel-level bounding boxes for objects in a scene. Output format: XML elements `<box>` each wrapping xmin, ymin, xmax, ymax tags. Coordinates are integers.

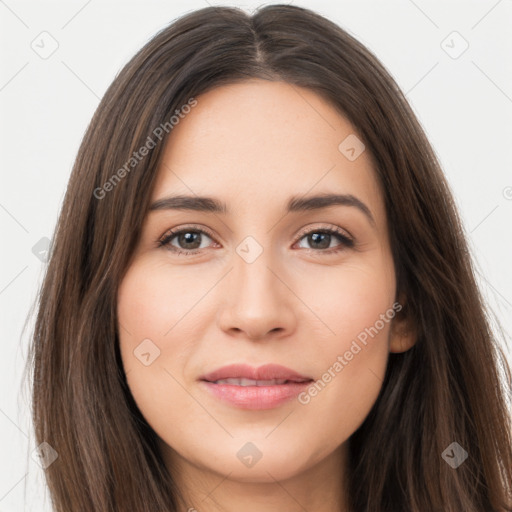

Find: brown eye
<box><xmin>158</xmin><ymin>227</ymin><xmax>216</xmax><ymax>255</ymax></box>
<box><xmin>157</xmin><ymin>225</ymin><xmax>354</xmax><ymax>257</ymax></box>
<box><xmin>295</xmin><ymin>228</ymin><xmax>354</xmax><ymax>253</ymax></box>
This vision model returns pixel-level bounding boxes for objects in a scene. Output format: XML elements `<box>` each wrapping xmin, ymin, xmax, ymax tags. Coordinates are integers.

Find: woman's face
<box><xmin>117</xmin><ymin>79</ymin><xmax>413</xmax><ymax>487</ymax></box>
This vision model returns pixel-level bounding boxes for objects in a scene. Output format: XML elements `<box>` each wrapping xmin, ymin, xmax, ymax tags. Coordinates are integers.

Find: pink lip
<box><xmin>200</xmin><ymin>381</ymin><xmax>312</xmax><ymax>410</ymax></box>
<box><xmin>199</xmin><ymin>364</ymin><xmax>313</xmax><ymax>410</ymax></box>
<box><xmin>199</xmin><ymin>363</ymin><xmax>312</xmax><ymax>382</ymax></box>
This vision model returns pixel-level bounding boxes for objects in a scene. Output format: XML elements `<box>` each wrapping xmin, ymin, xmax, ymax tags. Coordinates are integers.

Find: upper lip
<box><xmin>200</xmin><ymin>364</ymin><xmax>313</xmax><ymax>383</ymax></box>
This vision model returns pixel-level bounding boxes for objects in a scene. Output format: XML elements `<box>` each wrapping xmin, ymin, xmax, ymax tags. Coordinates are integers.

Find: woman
<box><xmin>27</xmin><ymin>4</ymin><xmax>512</xmax><ymax>511</ymax></box>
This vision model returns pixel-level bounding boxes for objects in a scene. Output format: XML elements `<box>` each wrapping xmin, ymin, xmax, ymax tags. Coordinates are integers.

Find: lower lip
<box><xmin>200</xmin><ymin>380</ymin><xmax>312</xmax><ymax>410</ymax></box>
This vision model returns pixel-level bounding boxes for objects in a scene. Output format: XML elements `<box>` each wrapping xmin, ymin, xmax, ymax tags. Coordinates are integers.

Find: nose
<box><xmin>216</xmin><ymin>243</ymin><xmax>297</xmax><ymax>341</ymax></box>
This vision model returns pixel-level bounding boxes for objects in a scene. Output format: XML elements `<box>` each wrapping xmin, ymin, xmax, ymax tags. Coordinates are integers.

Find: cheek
<box><xmin>299</xmin><ymin>254</ymin><xmax>395</xmax><ymax>345</ymax></box>
<box><xmin>291</xmin><ymin>258</ymin><xmax>395</xmax><ymax>438</ymax></box>
<box><xmin>117</xmin><ymin>259</ymin><xmax>218</xmax><ymax>353</ymax></box>
<box><xmin>116</xmin><ymin>260</ymin><xmax>219</xmax><ymax>430</ymax></box>
<box><xmin>118</xmin><ymin>262</ymin><xmax>182</xmax><ymax>340</ymax></box>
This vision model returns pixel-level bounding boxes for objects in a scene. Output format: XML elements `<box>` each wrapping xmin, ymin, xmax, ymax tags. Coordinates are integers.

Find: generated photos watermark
<box><xmin>93</xmin><ymin>97</ymin><xmax>198</xmax><ymax>200</ymax></box>
<box><xmin>298</xmin><ymin>301</ymin><xmax>403</xmax><ymax>405</ymax></box>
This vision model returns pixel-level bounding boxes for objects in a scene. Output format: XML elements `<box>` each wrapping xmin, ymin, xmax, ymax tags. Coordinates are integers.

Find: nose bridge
<box><xmin>232</xmin><ymin>233</ymin><xmax>281</xmax><ymax>305</ymax></box>
<box><xmin>216</xmin><ymin>232</ymin><xmax>295</xmax><ymax>339</ymax></box>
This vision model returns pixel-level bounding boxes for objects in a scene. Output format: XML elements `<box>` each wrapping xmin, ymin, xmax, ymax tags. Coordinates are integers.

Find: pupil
<box><xmin>179</xmin><ymin>232</ymin><xmax>201</xmax><ymax>249</ymax></box>
<box><xmin>310</xmin><ymin>233</ymin><xmax>329</xmax><ymax>249</ymax></box>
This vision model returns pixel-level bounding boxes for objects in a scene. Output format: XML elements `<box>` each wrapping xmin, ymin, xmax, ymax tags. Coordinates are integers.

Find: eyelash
<box><xmin>157</xmin><ymin>224</ymin><xmax>355</xmax><ymax>257</ymax></box>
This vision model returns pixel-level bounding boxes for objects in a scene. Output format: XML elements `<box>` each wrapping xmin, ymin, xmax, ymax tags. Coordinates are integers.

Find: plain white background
<box><xmin>1</xmin><ymin>0</ymin><xmax>511</xmax><ymax>509</ymax></box>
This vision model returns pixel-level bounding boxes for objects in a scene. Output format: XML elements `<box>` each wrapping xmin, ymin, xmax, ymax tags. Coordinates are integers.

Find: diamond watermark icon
<box><xmin>338</xmin><ymin>134</ymin><xmax>365</xmax><ymax>161</ymax></box>
<box><xmin>442</xmin><ymin>441</ymin><xmax>468</xmax><ymax>469</ymax></box>
<box><xmin>236</xmin><ymin>236</ymin><xmax>263</xmax><ymax>264</ymax></box>
<box><xmin>440</xmin><ymin>31</ymin><xmax>469</xmax><ymax>60</ymax></box>
<box><xmin>134</xmin><ymin>338</ymin><xmax>161</xmax><ymax>366</ymax></box>
<box><xmin>31</xmin><ymin>31</ymin><xmax>59</xmax><ymax>60</ymax></box>
<box><xmin>32</xmin><ymin>236</ymin><xmax>51</xmax><ymax>262</ymax></box>
<box><xmin>31</xmin><ymin>441</ymin><xmax>58</xmax><ymax>469</ymax></box>
<box><xmin>236</xmin><ymin>442</ymin><xmax>263</xmax><ymax>468</ymax></box>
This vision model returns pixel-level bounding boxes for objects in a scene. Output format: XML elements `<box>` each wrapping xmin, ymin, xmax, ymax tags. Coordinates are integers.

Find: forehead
<box><xmin>152</xmin><ymin>79</ymin><xmax>383</xmax><ymax>220</ymax></box>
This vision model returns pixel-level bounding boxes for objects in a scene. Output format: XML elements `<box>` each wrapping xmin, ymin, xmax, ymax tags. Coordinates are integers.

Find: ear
<box><xmin>388</xmin><ymin>296</ymin><xmax>416</xmax><ymax>353</ymax></box>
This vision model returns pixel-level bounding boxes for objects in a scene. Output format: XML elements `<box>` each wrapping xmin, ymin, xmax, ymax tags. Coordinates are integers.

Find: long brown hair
<box><xmin>26</xmin><ymin>4</ymin><xmax>512</xmax><ymax>511</ymax></box>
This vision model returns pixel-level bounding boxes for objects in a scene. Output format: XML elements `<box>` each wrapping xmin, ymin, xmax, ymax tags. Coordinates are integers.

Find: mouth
<box><xmin>199</xmin><ymin>363</ymin><xmax>312</xmax><ymax>383</ymax></box>
<box><xmin>200</xmin><ymin>380</ymin><xmax>313</xmax><ymax>410</ymax></box>
<box><xmin>198</xmin><ymin>364</ymin><xmax>314</xmax><ymax>410</ymax></box>
<box><xmin>206</xmin><ymin>377</ymin><xmax>311</xmax><ymax>386</ymax></box>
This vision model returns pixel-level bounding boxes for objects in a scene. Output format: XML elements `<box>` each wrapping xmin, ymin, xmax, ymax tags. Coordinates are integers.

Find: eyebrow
<box><xmin>149</xmin><ymin>193</ymin><xmax>375</xmax><ymax>226</ymax></box>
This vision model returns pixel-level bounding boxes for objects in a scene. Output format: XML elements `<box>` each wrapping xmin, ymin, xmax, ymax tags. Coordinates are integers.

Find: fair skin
<box><xmin>117</xmin><ymin>79</ymin><xmax>415</xmax><ymax>512</ymax></box>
